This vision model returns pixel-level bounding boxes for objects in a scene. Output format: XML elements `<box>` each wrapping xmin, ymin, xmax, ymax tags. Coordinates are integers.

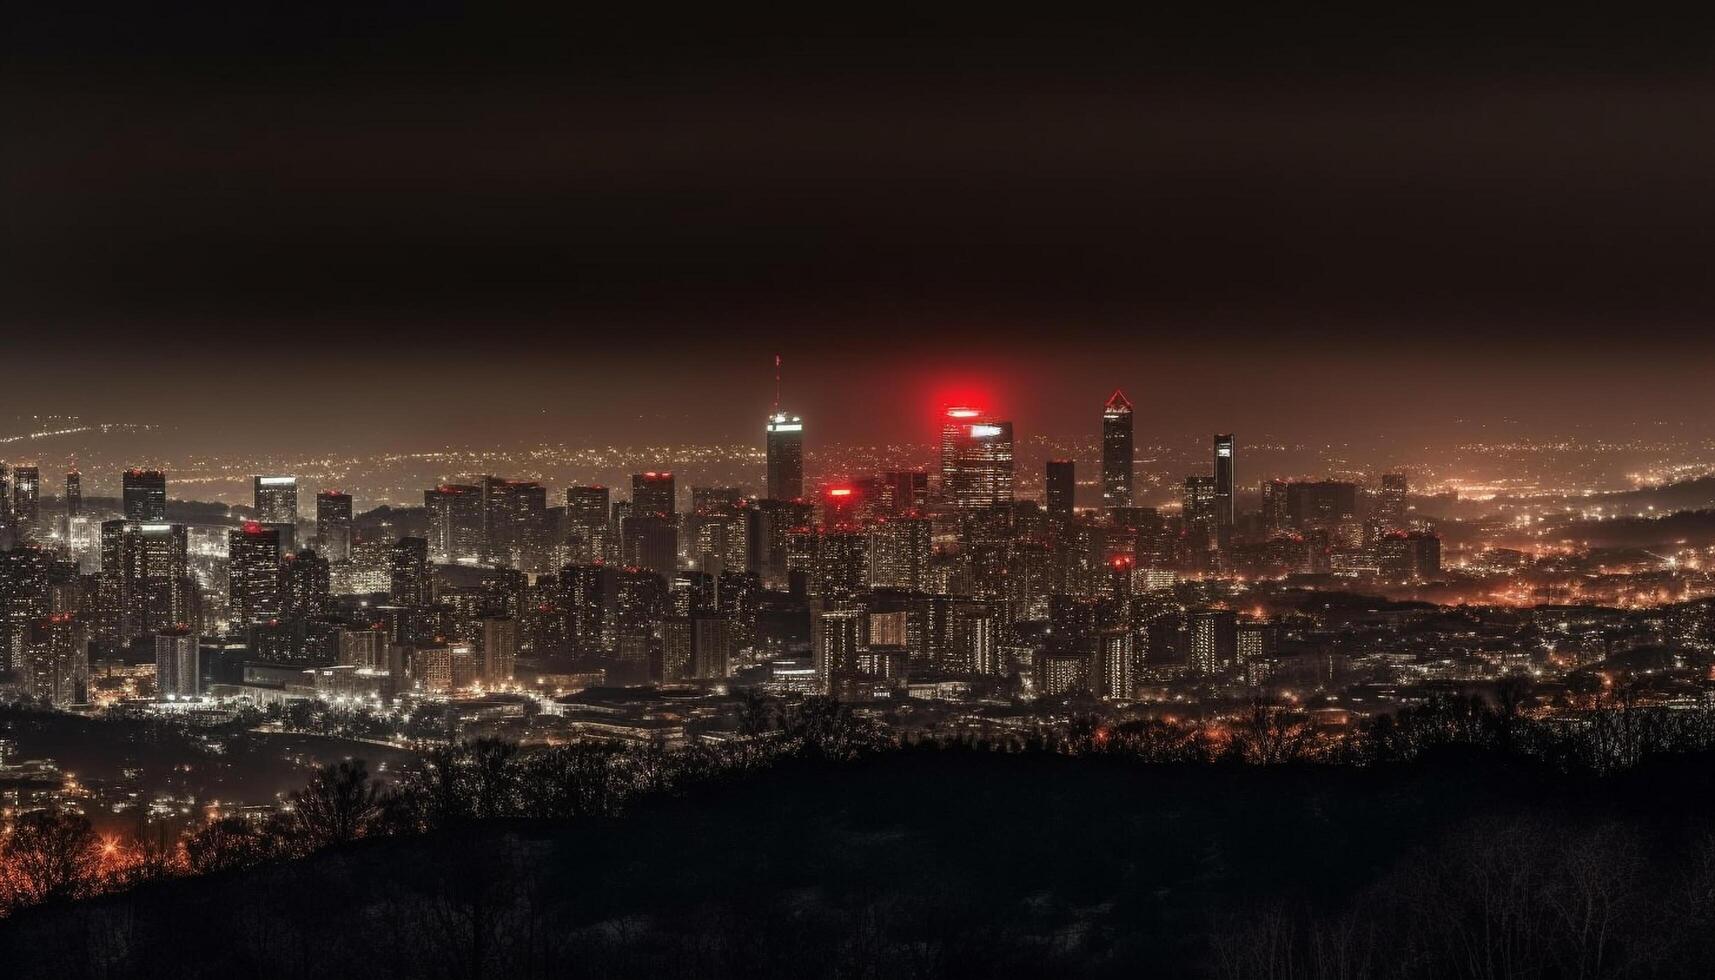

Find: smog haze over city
<box><xmin>13</xmin><ymin>7</ymin><xmax>1715</xmax><ymax>980</ymax></box>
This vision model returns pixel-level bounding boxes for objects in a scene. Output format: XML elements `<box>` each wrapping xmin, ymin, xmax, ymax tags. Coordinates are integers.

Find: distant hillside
<box><xmin>8</xmin><ymin>749</ymin><xmax>1715</xmax><ymax>978</ymax></box>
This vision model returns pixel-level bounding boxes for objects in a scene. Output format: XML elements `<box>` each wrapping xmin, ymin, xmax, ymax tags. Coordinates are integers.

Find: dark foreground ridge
<box><xmin>6</xmin><ymin>745</ymin><xmax>1715</xmax><ymax>979</ymax></box>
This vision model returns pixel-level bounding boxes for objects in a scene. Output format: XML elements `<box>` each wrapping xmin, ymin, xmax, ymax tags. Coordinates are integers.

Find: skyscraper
<box><xmin>315</xmin><ymin>490</ymin><xmax>353</xmax><ymax>561</ymax></box>
<box><xmin>632</xmin><ymin>471</ymin><xmax>676</xmax><ymax>517</ymax></box>
<box><xmin>566</xmin><ymin>484</ymin><xmax>612</xmax><ymax>563</ymax></box>
<box><xmin>122</xmin><ymin>469</ymin><xmax>167</xmax><ymax>522</ymax></box>
<box><xmin>100</xmin><ymin>520</ymin><xmax>191</xmax><ymax>641</ymax></box>
<box><xmin>228</xmin><ymin>522</ymin><xmax>283</xmax><ymax>625</ymax></box>
<box><xmin>766</xmin><ymin>412</ymin><xmax>804</xmax><ymax>501</ymax></box>
<box><xmin>1213</xmin><ymin>434</ymin><xmax>1235</xmax><ymax>547</ymax></box>
<box><xmin>11</xmin><ymin>466</ymin><xmax>40</xmax><ymax>542</ymax></box>
<box><xmin>388</xmin><ymin>536</ymin><xmax>430</xmax><ymax>607</ymax></box>
<box><xmin>945</xmin><ymin>413</ymin><xmax>1014</xmax><ymax>508</ymax></box>
<box><xmin>253</xmin><ymin>476</ymin><xmax>299</xmax><ymax>525</ymax></box>
<box><xmin>481</xmin><ymin>615</ymin><xmax>516</xmax><ymax>685</ymax></box>
<box><xmin>1101</xmin><ymin>390</ymin><xmax>1134</xmax><ymax>511</ymax></box>
<box><xmin>1378</xmin><ymin>472</ymin><xmax>1409</xmax><ymax>531</ymax></box>
<box><xmin>425</xmin><ymin>484</ymin><xmax>484</xmax><ymax>562</ymax></box>
<box><xmin>63</xmin><ymin>471</ymin><xmax>81</xmax><ymax>540</ymax></box>
<box><xmin>1046</xmin><ymin>459</ymin><xmax>1075</xmax><ymax>524</ymax></box>
<box><xmin>154</xmin><ymin>630</ymin><xmax>199</xmax><ymax>698</ymax></box>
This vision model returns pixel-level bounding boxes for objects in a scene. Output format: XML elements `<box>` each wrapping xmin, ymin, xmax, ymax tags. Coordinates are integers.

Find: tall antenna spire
<box><xmin>774</xmin><ymin>354</ymin><xmax>782</xmax><ymax>413</ymax></box>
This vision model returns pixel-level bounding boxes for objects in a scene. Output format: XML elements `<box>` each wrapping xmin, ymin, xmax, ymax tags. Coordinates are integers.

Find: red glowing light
<box><xmin>242</xmin><ymin>521</ymin><xmax>263</xmax><ymax>534</ymax></box>
<box><xmin>827</xmin><ymin>487</ymin><xmax>854</xmax><ymax>497</ymax></box>
<box><xmin>945</xmin><ymin>406</ymin><xmax>982</xmax><ymax>419</ymax></box>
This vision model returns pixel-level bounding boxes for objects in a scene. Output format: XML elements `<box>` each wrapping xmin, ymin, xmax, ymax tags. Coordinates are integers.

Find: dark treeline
<box><xmin>8</xmin><ymin>691</ymin><xmax>1715</xmax><ymax>977</ymax></box>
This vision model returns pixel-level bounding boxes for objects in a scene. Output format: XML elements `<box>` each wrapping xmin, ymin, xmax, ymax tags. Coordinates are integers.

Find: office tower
<box><xmin>621</xmin><ymin>513</ymin><xmax>678</xmax><ymax>577</ymax></box>
<box><xmin>11</xmin><ymin>466</ymin><xmax>39</xmax><ymax>542</ymax></box>
<box><xmin>659</xmin><ymin>615</ymin><xmax>729</xmax><ymax>682</ymax></box>
<box><xmin>558</xmin><ymin>563</ymin><xmax>611</xmax><ymax>654</ymax></box>
<box><xmin>480</xmin><ymin>615</ymin><xmax>516</xmax><ymax>685</ymax></box>
<box><xmin>869</xmin><ymin>514</ymin><xmax>932</xmax><ymax>591</ymax></box>
<box><xmin>388</xmin><ymin>537</ymin><xmax>430</xmax><ymax>607</ymax></box>
<box><xmin>632</xmin><ymin>471</ymin><xmax>676</xmax><ymax>517</ymax></box>
<box><xmin>23</xmin><ymin>613</ymin><xmax>85</xmax><ymax>706</ymax></box>
<box><xmin>1101</xmin><ymin>390</ymin><xmax>1134</xmax><ymax>511</ymax></box>
<box><xmin>1261</xmin><ymin>479</ymin><xmax>1291</xmax><ymax>536</ymax></box>
<box><xmin>0</xmin><ymin>466</ymin><xmax>11</xmax><ymax>549</ymax></box>
<box><xmin>1182</xmin><ymin>475</ymin><xmax>1217</xmax><ymax>534</ymax></box>
<box><xmin>228</xmin><ymin>522</ymin><xmax>283</xmax><ymax>625</ymax></box>
<box><xmin>154</xmin><ymin>630</ymin><xmax>199</xmax><ymax>698</ymax></box>
<box><xmin>122</xmin><ymin>469</ymin><xmax>167</xmax><ymax>522</ymax></box>
<box><xmin>1097</xmin><ymin>629</ymin><xmax>1133</xmax><ymax>699</ymax></box>
<box><xmin>425</xmin><ymin>484</ymin><xmax>483</xmax><ymax>562</ymax></box>
<box><xmin>1213</xmin><ymin>434</ymin><xmax>1235</xmax><ymax>545</ymax></box>
<box><xmin>1378</xmin><ymin>472</ymin><xmax>1409</xmax><ymax>531</ymax></box>
<box><xmin>99</xmin><ymin>520</ymin><xmax>190</xmax><ymax>641</ymax></box>
<box><xmin>880</xmin><ymin>470</ymin><xmax>929</xmax><ymax>514</ymax></box>
<box><xmin>253</xmin><ymin>476</ymin><xmax>299</xmax><ymax>525</ymax></box>
<box><xmin>1046</xmin><ymin>459</ymin><xmax>1075</xmax><ymax>524</ymax></box>
<box><xmin>821</xmin><ymin>484</ymin><xmax>862</xmax><ymax>527</ymax></box>
<box><xmin>63</xmin><ymin>471</ymin><xmax>81</xmax><ymax>540</ymax></box>
<box><xmin>818</xmin><ymin>528</ymin><xmax>869</xmax><ymax>599</ymax></box>
<box><xmin>315</xmin><ymin>490</ymin><xmax>353</xmax><ymax>561</ymax></box>
<box><xmin>565</xmin><ymin>484</ymin><xmax>612</xmax><ymax>563</ymax></box>
<box><xmin>945</xmin><ymin>413</ymin><xmax>1015</xmax><ymax>508</ymax></box>
<box><xmin>609</xmin><ymin>566</ymin><xmax>666</xmax><ymax>659</ymax></box>
<box><xmin>766</xmin><ymin>412</ymin><xmax>805</xmax><ymax>501</ymax></box>
<box><xmin>479</xmin><ymin>476</ymin><xmax>551</xmax><ymax>567</ymax></box>
<box><xmin>1284</xmin><ymin>481</ymin><xmax>1359</xmax><ymax>532</ymax></box>
<box><xmin>1189</xmin><ymin>609</ymin><xmax>1238</xmax><ymax>675</ymax></box>
<box><xmin>282</xmin><ymin>549</ymin><xmax>330</xmax><ymax>620</ymax></box>
<box><xmin>745</xmin><ymin>497</ymin><xmax>811</xmax><ymax>589</ymax></box>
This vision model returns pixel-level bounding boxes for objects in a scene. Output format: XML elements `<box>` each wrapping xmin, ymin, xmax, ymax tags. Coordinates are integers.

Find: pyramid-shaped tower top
<box><xmin>1104</xmin><ymin>389</ymin><xmax>1133</xmax><ymax>413</ymax></box>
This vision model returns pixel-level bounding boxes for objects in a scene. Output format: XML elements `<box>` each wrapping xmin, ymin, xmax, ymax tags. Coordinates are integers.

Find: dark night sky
<box><xmin>8</xmin><ymin>6</ymin><xmax>1715</xmax><ymax>451</ymax></box>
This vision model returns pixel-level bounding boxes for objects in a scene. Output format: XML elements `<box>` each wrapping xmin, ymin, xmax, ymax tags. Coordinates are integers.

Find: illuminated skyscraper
<box><xmin>939</xmin><ymin>406</ymin><xmax>984</xmax><ymax>487</ymax></box>
<box><xmin>253</xmin><ymin>476</ymin><xmax>299</xmax><ymax>525</ymax></box>
<box><xmin>11</xmin><ymin>466</ymin><xmax>39</xmax><ymax>542</ymax></box>
<box><xmin>100</xmin><ymin>520</ymin><xmax>191</xmax><ymax>641</ymax></box>
<box><xmin>425</xmin><ymin>485</ymin><xmax>483</xmax><ymax>562</ymax></box>
<box><xmin>1378</xmin><ymin>472</ymin><xmax>1409</xmax><ymax>531</ymax></box>
<box><xmin>24</xmin><ymin>613</ymin><xmax>85</xmax><ymax>706</ymax></box>
<box><xmin>122</xmin><ymin>469</ymin><xmax>167</xmax><ymax>522</ymax></box>
<box><xmin>881</xmin><ymin>470</ymin><xmax>928</xmax><ymax>514</ymax></box>
<box><xmin>315</xmin><ymin>490</ymin><xmax>353</xmax><ymax>561</ymax></box>
<box><xmin>228</xmin><ymin>522</ymin><xmax>283</xmax><ymax>625</ymax></box>
<box><xmin>566</xmin><ymin>485</ymin><xmax>612</xmax><ymax>563</ymax></box>
<box><xmin>63</xmin><ymin>471</ymin><xmax>81</xmax><ymax>539</ymax></box>
<box><xmin>154</xmin><ymin>630</ymin><xmax>199</xmax><ymax>698</ymax></box>
<box><xmin>481</xmin><ymin>615</ymin><xmax>517</xmax><ymax>685</ymax></box>
<box><xmin>282</xmin><ymin>548</ymin><xmax>330</xmax><ymax>620</ymax></box>
<box><xmin>1046</xmin><ymin>459</ymin><xmax>1075</xmax><ymax>524</ymax></box>
<box><xmin>766</xmin><ymin>412</ymin><xmax>804</xmax><ymax>501</ymax></box>
<box><xmin>388</xmin><ymin>536</ymin><xmax>430</xmax><ymax>607</ymax></box>
<box><xmin>1213</xmin><ymin>434</ymin><xmax>1235</xmax><ymax>546</ymax></box>
<box><xmin>869</xmin><ymin>514</ymin><xmax>932</xmax><ymax>591</ymax></box>
<box><xmin>1183</xmin><ymin>475</ymin><xmax>1217</xmax><ymax>539</ymax></box>
<box><xmin>1189</xmin><ymin>609</ymin><xmax>1237</xmax><ymax>675</ymax></box>
<box><xmin>945</xmin><ymin>412</ymin><xmax>1014</xmax><ymax>508</ymax></box>
<box><xmin>632</xmin><ymin>471</ymin><xmax>676</xmax><ymax>518</ymax></box>
<box><xmin>1101</xmin><ymin>390</ymin><xmax>1134</xmax><ymax>511</ymax></box>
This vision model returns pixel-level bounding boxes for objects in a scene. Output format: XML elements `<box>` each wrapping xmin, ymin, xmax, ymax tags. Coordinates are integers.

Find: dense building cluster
<box><xmin>0</xmin><ymin>392</ymin><xmax>1457</xmax><ymax>722</ymax></box>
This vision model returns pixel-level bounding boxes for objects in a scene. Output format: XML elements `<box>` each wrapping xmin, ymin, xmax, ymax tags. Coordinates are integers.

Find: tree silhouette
<box><xmin>287</xmin><ymin>759</ymin><xmax>382</xmax><ymax>849</ymax></box>
<box><xmin>1</xmin><ymin>809</ymin><xmax>102</xmax><ymax>908</ymax></box>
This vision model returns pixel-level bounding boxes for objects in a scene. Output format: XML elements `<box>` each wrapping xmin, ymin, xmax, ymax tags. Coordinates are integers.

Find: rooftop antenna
<box><xmin>774</xmin><ymin>354</ymin><xmax>782</xmax><ymax>414</ymax></box>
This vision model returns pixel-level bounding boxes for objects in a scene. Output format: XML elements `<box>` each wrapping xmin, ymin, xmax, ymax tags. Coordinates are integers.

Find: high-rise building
<box><xmin>869</xmin><ymin>514</ymin><xmax>932</xmax><ymax>591</ymax></box>
<box><xmin>228</xmin><ymin>522</ymin><xmax>283</xmax><ymax>625</ymax></box>
<box><xmin>480</xmin><ymin>476</ymin><xmax>551</xmax><ymax>567</ymax></box>
<box><xmin>1378</xmin><ymin>473</ymin><xmax>1409</xmax><ymax>531</ymax></box>
<box><xmin>945</xmin><ymin>413</ymin><xmax>1014</xmax><ymax>508</ymax></box>
<box><xmin>122</xmin><ymin>469</ymin><xmax>167</xmax><ymax>522</ymax></box>
<box><xmin>1261</xmin><ymin>479</ymin><xmax>1291</xmax><ymax>536</ymax></box>
<box><xmin>154</xmin><ymin>630</ymin><xmax>199</xmax><ymax>698</ymax></box>
<box><xmin>315</xmin><ymin>491</ymin><xmax>353</xmax><ymax>561</ymax></box>
<box><xmin>939</xmin><ymin>406</ymin><xmax>984</xmax><ymax>487</ymax></box>
<box><xmin>282</xmin><ymin>548</ymin><xmax>330</xmax><ymax>620</ymax></box>
<box><xmin>1189</xmin><ymin>609</ymin><xmax>1237</xmax><ymax>675</ymax></box>
<box><xmin>11</xmin><ymin>466</ymin><xmax>40</xmax><ymax>542</ymax></box>
<box><xmin>1046</xmin><ymin>459</ymin><xmax>1075</xmax><ymax>524</ymax></box>
<box><xmin>1183</xmin><ymin>475</ymin><xmax>1217</xmax><ymax>536</ymax></box>
<box><xmin>0</xmin><ymin>548</ymin><xmax>51</xmax><ymax>674</ymax></box>
<box><xmin>23</xmin><ymin>613</ymin><xmax>85</xmax><ymax>707</ymax></box>
<box><xmin>1284</xmin><ymin>481</ymin><xmax>1359</xmax><ymax>532</ymax></box>
<box><xmin>63</xmin><ymin>471</ymin><xmax>81</xmax><ymax>539</ymax></box>
<box><xmin>880</xmin><ymin>470</ymin><xmax>928</xmax><ymax>514</ymax></box>
<box><xmin>565</xmin><ymin>485</ymin><xmax>612</xmax><ymax>564</ymax></box>
<box><xmin>621</xmin><ymin>513</ymin><xmax>678</xmax><ymax>577</ymax></box>
<box><xmin>766</xmin><ymin>413</ymin><xmax>805</xmax><ymax>501</ymax></box>
<box><xmin>100</xmin><ymin>520</ymin><xmax>191</xmax><ymax>641</ymax></box>
<box><xmin>480</xmin><ymin>615</ymin><xmax>516</xmax><ymax>685</ymax></box>
<box><xmin>425</xmin><ymin>484</ymin><xmax>484</xmax><ymax>563</ymax></box>
<box><xmin>388</xmin><ymin>537</ymin><xmax>430</xmax><ymax>607</ymax></box>
<box><xmin>632</xmin><ymin>472</ymin><xmax>676</xmax><ymax>518</ymax></box>
<box><xmin>253</xmin><ymin>476</ymin><xmax>299</xmax><ymax>525</ymax></box>
<box><xmin>1101</xmin><ymin>391</ymin><xmax>1134</xmax><ymax>511</ymax></box>
<box><xmin>1213</xmin><ymin>434</ymin><xmax>1235</xmax><ymax>546</ymax></box>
